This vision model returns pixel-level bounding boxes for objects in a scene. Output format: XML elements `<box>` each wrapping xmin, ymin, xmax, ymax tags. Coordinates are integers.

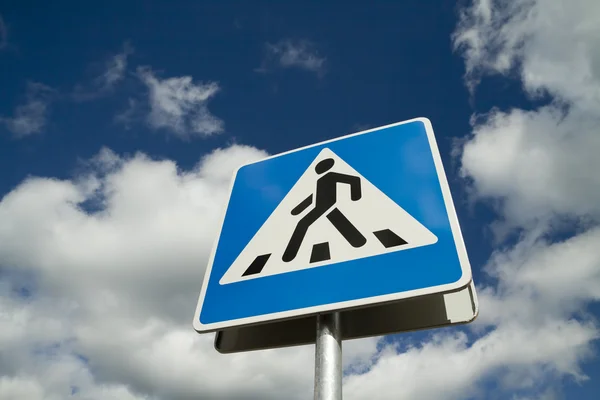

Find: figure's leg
<box><xmin>282</xmin><ymin>209</ymin><xmax>323</xmax><ymax>262</ymax></box>
<box><xmin>326</xmin><ymin>208</ymin><xmax>367</xmax><ymax>247</ymax></box>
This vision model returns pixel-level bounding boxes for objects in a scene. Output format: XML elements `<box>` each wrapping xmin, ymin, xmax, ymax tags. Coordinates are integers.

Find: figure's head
<box><xmin>315</xmin><ymin>158</ymin><xmax>335</xmax><ymax>174</ymax></box>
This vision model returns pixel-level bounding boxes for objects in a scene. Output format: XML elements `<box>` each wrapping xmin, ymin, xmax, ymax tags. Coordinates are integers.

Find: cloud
<box><xmin>453</xmin><ymin>0</ymin><xmax>600</xmax><ymax>233</ymax></box>
<box><xmin>1</xmin><ymin>0</ymin><xmax>599</xmax><ymax>398</ymax></box>
<box><xmin>1</xmin><ymin>133</ymin><xmax>599</xmax><ymax>400</ymax></box>
<box><xmin>341</xmin><ymin>223</ymin><xmax>600</xmax><ymax>399</ymax></box>
<box><xmin>0</xmin><ymin>14</ymin><xmax>7</xmax><ymax>49</ymax></box>
<box><xmin>258</xmin><ymin>39</ymin><xmax>326</xmax><ymax>75</ymax></box>
<box><xmin>432</xmin><ymin>0</ymin><xmax>600</xmax><ymax>396</ymax></box>
<box><xmin>0</xmin><ymin>293</ymin><xmax>149</xmax><ymax>400</ymax></box>
<box><xmin>0</xmin><ymin>139</ymin><xmax>598</xmax><ymax>398</ymax></box>
<box><xmin>460</xmin><ymin>106</ymin><xmax>600</xmax><ymax>235</ymax></box>
<box><xmin>0</xmin><ymin>82</ymin><xmax>55</xmax><ymax>138</ymax></box>
<box><xmin>453</xmin><ymin>0</ymin><xmax>600</xmax><ymax>103</ymax></box>
<box><xmin>100</xmin><ymin>42</ymin><xmax>133</xmax><ymax>89</ymax></box>
<box><xmin>0</xmin><ymin>142</ymin><xmax>382</xmax><ymax>399</ymax></box>
<box><xmin>72</xmin><ymin>42</ymin><xmax>134</xmax><ymax>101</ymax></box>
<box><xmin>135</xmin><ymin>67</ymin><xmax>224</xmax><ymax>139</ymax></box>
<box><xmin>345</xmin><ymin>323</ymin><xmax>595</xmax><ymax>400</ymax></box>
<box><xmin>0</xmin><ymin>144</ymin><xmax>293</xmax><ymax>398</ymax></box>
<box><xmin>113</xmin><ymin>98</ymin><xmax>138</xmax><ymax>130</ymax></box>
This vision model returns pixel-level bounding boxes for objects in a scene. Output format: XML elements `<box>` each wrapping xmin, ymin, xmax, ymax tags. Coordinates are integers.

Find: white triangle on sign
<box><xmin>219</xmin><ymin>148</ymin><xmax>438</xmax><ymax>285</ymax></box>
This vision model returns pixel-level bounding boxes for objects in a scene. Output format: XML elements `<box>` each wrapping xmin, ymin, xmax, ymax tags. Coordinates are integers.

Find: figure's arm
<box><xmin>332</xmin><ymin>173</ymin><xmax>362</xmax><ymax>200</ymax></box>
<box><xmin>291</xmin><ymin>194</ymin><xmax>313</xmax><ymax>215</ymax></box>
<box><xmin>349</xmin><ymin>176</ymin><xmax>361</xmax><ymax>200</ymax></box>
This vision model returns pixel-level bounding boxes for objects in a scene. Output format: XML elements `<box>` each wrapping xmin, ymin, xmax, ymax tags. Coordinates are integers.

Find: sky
<box><xmin>0</xmin><ymin>0</ymin><xmax>599</xmax><ymax>399</ymax></box>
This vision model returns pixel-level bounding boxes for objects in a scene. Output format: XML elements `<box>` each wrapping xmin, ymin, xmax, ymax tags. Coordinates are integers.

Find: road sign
<box><xmin>193</xmin><ymin>117</ymin><xmax>474</xmax><ymax>334</ymax></box>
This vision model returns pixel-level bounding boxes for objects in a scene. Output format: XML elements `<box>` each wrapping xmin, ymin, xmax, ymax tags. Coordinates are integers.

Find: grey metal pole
<box><xmin>314</xmin><ymin>313</ymin><xmax>342</xmax><ymax>400</ymax></box>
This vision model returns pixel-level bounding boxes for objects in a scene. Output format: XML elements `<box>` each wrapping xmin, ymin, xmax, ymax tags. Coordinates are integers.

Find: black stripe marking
<box><xmin>310</xmin><ymin>242</ymin><xmax>331</xmax><ymax>263</ymax></box>
<box><xmin>373</xmin><ymin>229</ymin><xmax>407</xmax><ymax>248</ymax></box>
<box><xmin>242</xmin><ymin>254</ymin><xmax>271</xmax><ymax>276</ymax></box>
<box><xmin>326</xmin><ymin>208</ymin><xmax>367</xmax><ymax>248</ymax></box>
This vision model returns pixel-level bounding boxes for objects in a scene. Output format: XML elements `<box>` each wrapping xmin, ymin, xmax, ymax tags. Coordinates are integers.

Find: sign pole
<box><xmin>314</xmin><ymin>312</ymin><xmax>342</xmax><ymax>400</ymax></box>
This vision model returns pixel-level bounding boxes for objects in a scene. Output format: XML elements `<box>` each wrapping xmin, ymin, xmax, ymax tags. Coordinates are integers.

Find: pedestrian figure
<box><xmin>282</xmin><ymin>157</ymin><xmax>367</xmax><ymax>262</ymax></box>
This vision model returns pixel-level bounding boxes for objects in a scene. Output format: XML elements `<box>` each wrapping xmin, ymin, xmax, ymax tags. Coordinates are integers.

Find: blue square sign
<box><xmin>193</xmin><ymin>118</ymin><xmax>472</xmax><ymax>332</ymax></box>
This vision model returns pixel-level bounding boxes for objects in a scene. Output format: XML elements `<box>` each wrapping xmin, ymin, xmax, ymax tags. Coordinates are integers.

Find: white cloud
<box><xmin>260</xmin><ymin>39</ymin><xmax>326</xmax><ymax>75</ymax></box>
<box><xmin>453</xmin><ymin>0</ymin><xmax>600</xmax><ymax>104</ymax></box>
<box><xmin>0</xmin><ymin>377</ymin><xmax>45</xmax><ymax>400</ymax></box>
<box><xmin>342</xmin><ymin>223</ymin><xmax>600</xmax><ymax>399</ymax></box>
<box><xmin>1</xmin><ymin>0</ymin><xmax>599</xmax><ymax>398</ymax></box>
<box><xmin>100</xmin><ymin>42</ymin><xmax>133</xmax><ymax>90</ymax></box>
<box><xmin>434</xmin><ymin>0</ymin><xmax>600</xmax><ymax>397</ymax></box>
<box><xmin>1</xmin><ymin>142</ymin><xmax>598</xmax><ymax>399</ymax></box>
<box><xmin>460</xmin><ymin>106</ymin><xmax>600</xmax><ymax>233</ymax></box>
<box><xmin>453</xmin><ymin>0</ymin><xmax>600</xmax><ymax>232</ymax></box>
<box><xmin>0</xmin><ymin>145</ymin><xmax>265</xmax><ymax>324</ymax></box>
<box><xmin>0</xmin><ymin>144</ymin><xmax>311</xmax><ymax>399</ymax></box>
<box><xmin>136</xmin><ymin>67</ymin><xmax>224</xmax><ymax>139</ymax></box>
<box><xmin>73</xmin><ymin>42</ymin><xmax>134</xmax><ymax>101</ymax></box>
<box><xmin>1</xmin><ymin>82</ymin><xmax>54</xmax><ymax>138</ymax></box>
<box><xmin>345</xmin><ymin>321</ymin><xmax>596</xmax><ymax>400</ymax></box>
<box><xmin>0</xmin><ymin>143</ymin><xmax>384</xmax><ymax>399</ymax></box>
<box><xmin>476</xmin><ymin>226</ymin><xmax>600</xmax><ymax>327</ymax></box>
<box><xmin>0</xmin><ymin>286</ymin><xmax>152</xmax><ymax>400</ymax></box>
<box><xmin>114</xmin><ymin>98</ymin><xmax>138</xmax><ymax>130</ymax></box>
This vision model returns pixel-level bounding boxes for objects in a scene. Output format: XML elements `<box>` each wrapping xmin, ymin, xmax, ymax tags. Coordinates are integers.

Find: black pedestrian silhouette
<box><xmin>282</xmin><ymin>157</ymin><xmax>367</xmax><ymax>263</ymax></box>
<box><xmin>237</xmin><ymin>153</ymin><xmax>411</xmax><ymax>278</ymax></box>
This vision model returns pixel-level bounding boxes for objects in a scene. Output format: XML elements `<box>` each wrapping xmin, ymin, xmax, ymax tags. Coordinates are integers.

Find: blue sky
<box><xmin>1</xmin><ymin>1</ymin><xmax>599</xmax><ymax>399</ymax></box>
<box><xmin>0</xmin><ymin>0</ymin><xmax>494</xmax><ymax>268</ymax></box>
